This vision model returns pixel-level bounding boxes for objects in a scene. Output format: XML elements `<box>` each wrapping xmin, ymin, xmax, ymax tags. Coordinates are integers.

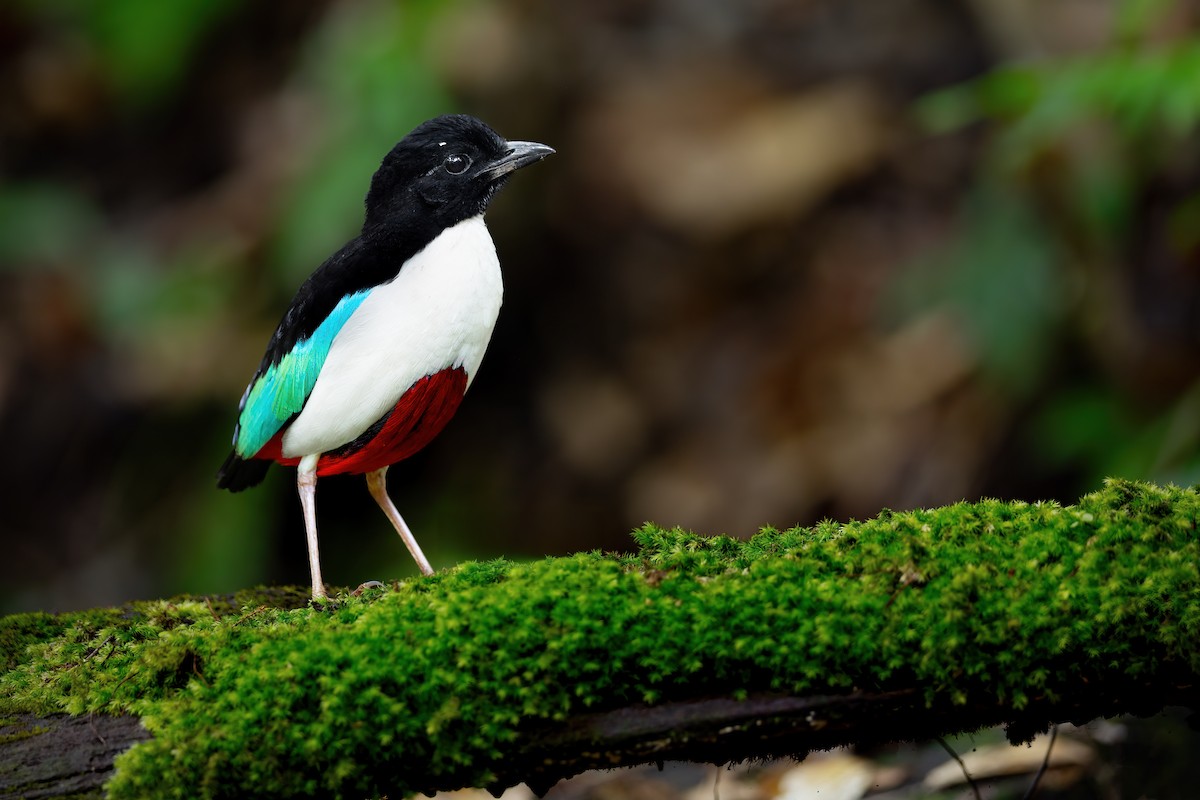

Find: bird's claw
<box><xmin>352</xmin><ymin>580</ymin><xmax>386</xmax><ymax>597</ymax></box>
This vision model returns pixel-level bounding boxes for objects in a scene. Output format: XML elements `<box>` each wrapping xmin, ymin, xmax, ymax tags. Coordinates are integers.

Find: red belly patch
<box><xmin>258</xmin><ymin>367</ymin><xmax>468</xmax><ymax>476</ymax></box>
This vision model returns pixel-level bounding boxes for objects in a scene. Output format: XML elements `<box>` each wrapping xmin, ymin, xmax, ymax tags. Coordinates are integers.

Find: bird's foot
<box><xmin>351</xmin><ymin>580</ymin><xmax>386</xmax><ymax>597</ymax></box>
<box><xmin>308</xmin><ymin>592</ymin><xmax>339</xmax><ymax>611</ymax></box>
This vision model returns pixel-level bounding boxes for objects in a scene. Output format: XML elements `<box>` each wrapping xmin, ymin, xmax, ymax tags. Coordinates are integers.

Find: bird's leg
<box><xmin>297</xmin><ymin>454</ymin><xmax>327</xmax><ymax>600</ymax></box>
<box><xmin>366</xmin><ymin>467</ymin><xmax>434</xmax><ymax>576</ymax></box>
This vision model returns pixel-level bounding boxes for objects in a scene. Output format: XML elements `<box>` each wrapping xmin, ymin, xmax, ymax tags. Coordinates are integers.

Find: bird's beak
<box><xmin>479</xmin><ymin>140</ymin><xmax>555</xmax><ymax>181</ymax></box>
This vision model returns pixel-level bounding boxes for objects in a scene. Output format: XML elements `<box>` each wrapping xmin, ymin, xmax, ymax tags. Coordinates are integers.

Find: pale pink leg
<box><xmin>366</xmin><ymin>467</ymin><xmax>434</xmax><ymax>576</ymax></box>
<box><xmin>297</xmin><ymin>455</ymin><xmax>327</xmax><ymax>599</ymax></box>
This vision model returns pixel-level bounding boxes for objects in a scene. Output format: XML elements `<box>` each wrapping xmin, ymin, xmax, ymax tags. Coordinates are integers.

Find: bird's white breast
<box><xmin>281</xmin><ymin>215</ymin><xmax>502</xmax><ymax>458</ymax></box>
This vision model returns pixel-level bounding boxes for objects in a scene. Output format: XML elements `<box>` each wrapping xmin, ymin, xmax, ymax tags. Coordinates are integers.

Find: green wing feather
<box><xmin>234</xmin><ymin>290</ymin><xmax>371</xmax><ymax>457</ymax></box>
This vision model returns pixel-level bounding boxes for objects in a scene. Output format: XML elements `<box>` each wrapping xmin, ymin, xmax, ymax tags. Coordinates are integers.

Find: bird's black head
<box><xmin>363</xmin><ymin>114</ymin><xmax>553</xmax><ymax>232</ymax></box>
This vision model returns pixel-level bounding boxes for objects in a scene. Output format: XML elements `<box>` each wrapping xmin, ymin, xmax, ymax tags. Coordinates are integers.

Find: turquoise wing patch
<box><xmin>235</xmin><ymin>289</ymin><xmax>371</xmax><ymax>457</ymax></box>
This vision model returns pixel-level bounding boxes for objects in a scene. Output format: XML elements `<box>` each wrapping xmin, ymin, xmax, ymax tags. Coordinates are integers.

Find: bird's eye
<box><xmin>444</xmin><ymin>153</ymin><xmax>471</xmax><ymax>174</ymax></box>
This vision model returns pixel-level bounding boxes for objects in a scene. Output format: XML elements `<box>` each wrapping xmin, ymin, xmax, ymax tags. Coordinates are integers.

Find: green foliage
<box><xmin>1</xmin><ymin>480</ymin><xmax>1197</xmax><ymax>799</ymax></box>
<box><xmin>918</xmin><ymin>38</ymin><xmax>1200</xmax><ymax>150</ymax></box>
<box><xmin>926</xmin><ymin>37</ymin><xmax>1200</xmax><ymax>300</ymax></box>
<box><xmin>14</xmin><ymin>0</ymin><xmax>237</xmax><ymax>106</ymax></box>
<box><xmin>888</xmin><ymin>184</ymin><xmax>1066</xmax><ymax>396</ymax></box>
<box><xmin>899</xmin><ymin>19</ymin><xmax>1200</xmax><ymax>491</ymax></box>
<box><xmin>0</xmin><ymin>183</ymin><xmax>103</xmax><ymax>268</ymax></box>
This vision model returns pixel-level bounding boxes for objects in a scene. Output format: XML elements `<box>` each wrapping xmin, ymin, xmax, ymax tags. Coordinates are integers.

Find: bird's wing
<box><xmin>233</xmin><ymin>288</ymin><xmax>372</xmax><ymax>458</ymax></box>
<box><xmin>226</xmin><ymin>227</ymin><xmax>431</xmax><ymax>461</ymax></box>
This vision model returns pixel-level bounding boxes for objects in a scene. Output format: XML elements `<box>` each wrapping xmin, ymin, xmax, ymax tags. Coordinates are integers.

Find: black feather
<box><xmin>216</xmin><ymin>451</ymin><xmax>272</xmax><ymax>492</ymax></box>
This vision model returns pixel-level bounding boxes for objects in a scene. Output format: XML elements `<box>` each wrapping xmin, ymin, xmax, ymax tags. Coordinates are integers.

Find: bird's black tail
<box><xmin>217</xmin><ymin>451</ymin><xmax>271</xmax><ymax>492</ymax></box>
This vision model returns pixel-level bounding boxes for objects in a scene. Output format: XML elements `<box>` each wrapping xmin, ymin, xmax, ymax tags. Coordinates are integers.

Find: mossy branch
<box><xmin>2</xmin><ymin>479</ymin><xmax>1198</xmax><ymax>799</ymax></box>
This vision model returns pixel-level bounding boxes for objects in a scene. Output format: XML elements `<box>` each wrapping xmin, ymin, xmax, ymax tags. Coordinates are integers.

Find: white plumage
<box><xmin>281</xmin><ymin>215</ymin><xmax>502</xmax><ymax>458</ymax></box>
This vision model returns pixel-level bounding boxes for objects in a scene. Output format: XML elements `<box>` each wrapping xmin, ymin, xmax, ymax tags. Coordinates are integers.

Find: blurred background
<box><xmin>2</xmin><ymin>0</ymin><xmax>1199</xmax><ymax>616</ymax></box>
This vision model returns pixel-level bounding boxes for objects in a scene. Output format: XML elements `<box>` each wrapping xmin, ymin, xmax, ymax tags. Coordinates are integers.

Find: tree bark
<box><xmin>5</xmin><ymin>681</ymin><xmax>1195</xmax><ymax>800</ymax></box>
<box><xmin>1</xmin><ymin>714</ymin><xmax>150</xmax><ymax>800</ymax></box>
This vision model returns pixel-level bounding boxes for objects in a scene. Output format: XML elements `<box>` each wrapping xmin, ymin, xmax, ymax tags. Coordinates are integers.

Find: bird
<box><xmin>216</xmin><ymin>114</ymin><xmax>553</xmax><ymax>600</ymax></box>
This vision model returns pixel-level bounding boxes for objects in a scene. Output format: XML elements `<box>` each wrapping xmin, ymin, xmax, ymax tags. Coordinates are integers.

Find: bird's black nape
<box><xmin>217</xmin><ymin>451</ymin><xmax>271</xmax><ymax>492</ymax></box>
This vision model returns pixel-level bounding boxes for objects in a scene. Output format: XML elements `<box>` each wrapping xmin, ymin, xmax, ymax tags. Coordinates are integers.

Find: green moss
<box><xmin>1</xmin><ymin>479</ymin><xmax>1197</xmax><ymax>799</ymax></box>
<box><xmin>0</xmin><ymin>723</ymin><xmax>46</xmax><ymax>745</ymax></box>
<box><xmin>1</xmin><ymin>608</ymin><xmax>125</xmax><ymax>675</ymax></box>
